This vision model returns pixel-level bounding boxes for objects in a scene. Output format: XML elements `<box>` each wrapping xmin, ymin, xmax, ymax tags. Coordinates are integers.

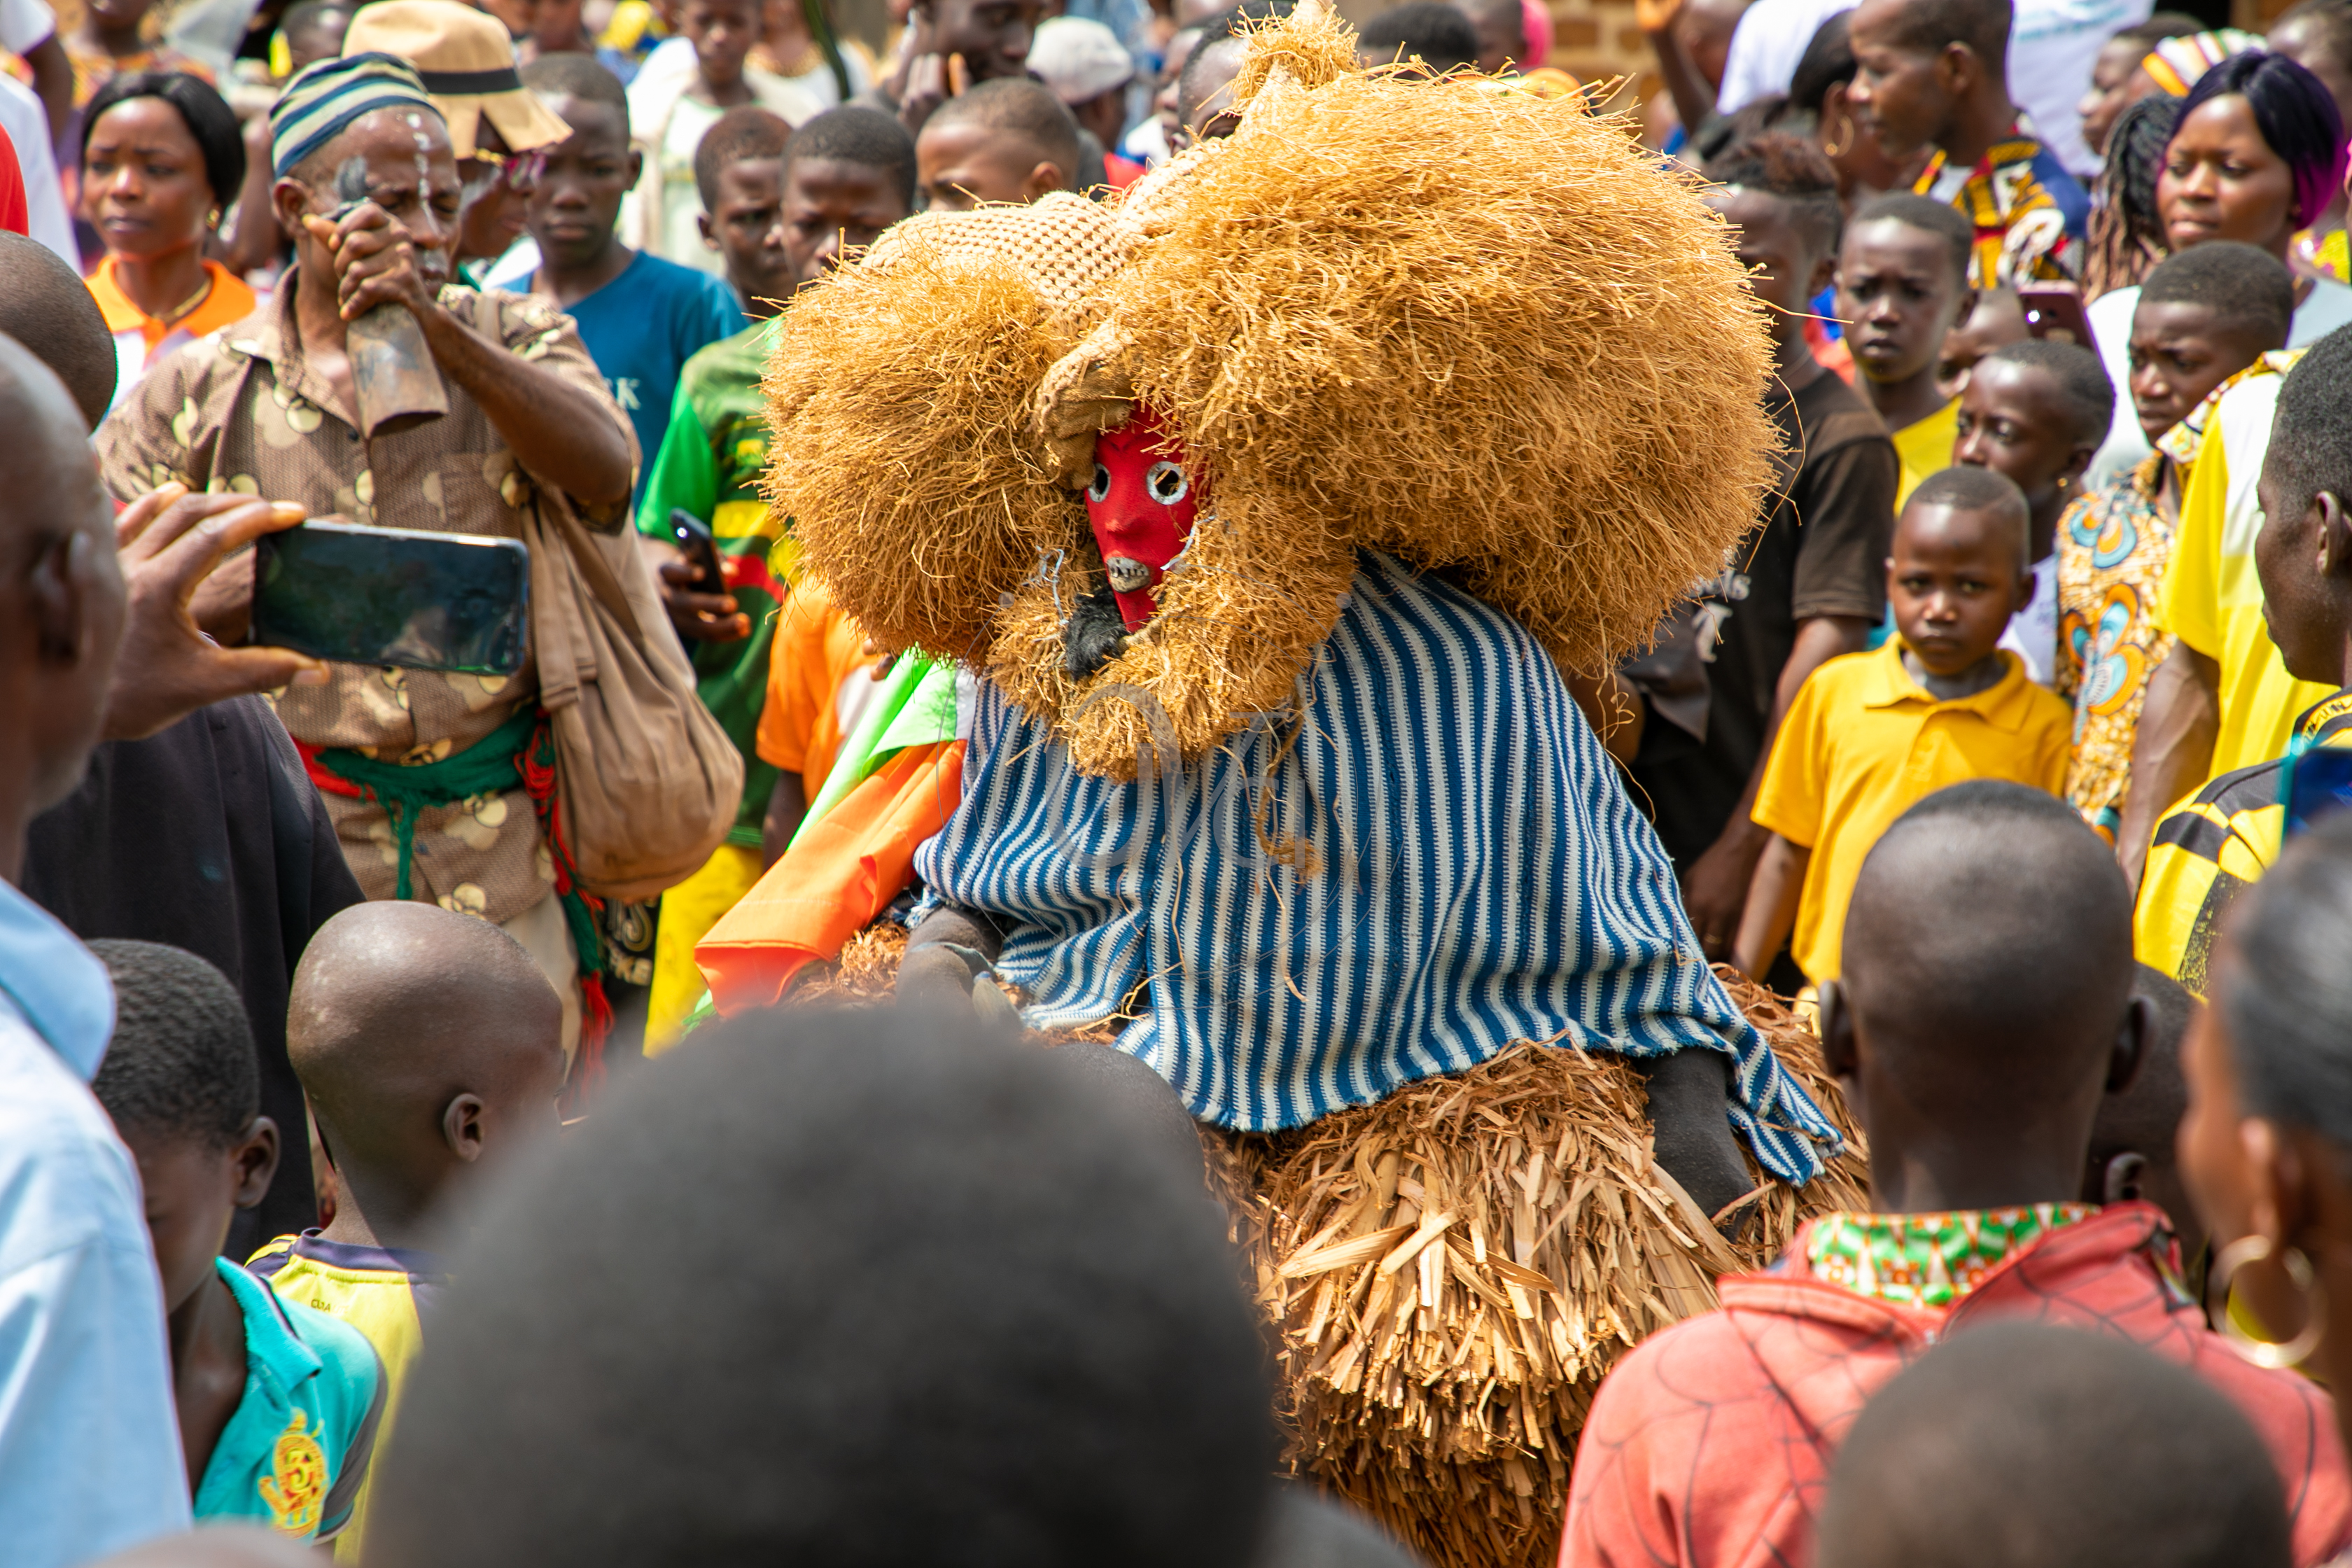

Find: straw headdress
<box><xmin>768</xmin><ymin>3</ymin><xmax>1778</xmax><ymax>777</ymax></box>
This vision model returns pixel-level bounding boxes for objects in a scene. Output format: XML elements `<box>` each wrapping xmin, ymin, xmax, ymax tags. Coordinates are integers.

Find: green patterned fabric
<box><xmin>1804</xmin><ymin>1203</ymin><xmax>2097</xmax><ymax>1308</ymax></box>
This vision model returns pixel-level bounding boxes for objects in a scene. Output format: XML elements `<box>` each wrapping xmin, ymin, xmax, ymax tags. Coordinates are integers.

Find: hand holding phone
<box><xmin>104</xmin><ymin>484</ymin><xmax>332</xmax><ymax>742</ymax></box>
<box><xmin>658</xmin><ymin>510</ymin><xmax>749</xmax><ymax>643</ymax></box>
<box><xmin>251</xmin><ymin>517</ymin><xmax>529</xmax><ymax>676</ymax></box>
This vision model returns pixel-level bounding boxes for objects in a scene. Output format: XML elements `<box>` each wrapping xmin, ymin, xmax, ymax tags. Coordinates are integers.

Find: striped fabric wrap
<box><xmin>916</xmin><ymin>552</ymin><xmax>1841</xmax><ymax>1182</ymax></box>
<box><xmin>270</xmin><ymin>52</ymin><xmax>444</xmax><ymax>176</ymax></box>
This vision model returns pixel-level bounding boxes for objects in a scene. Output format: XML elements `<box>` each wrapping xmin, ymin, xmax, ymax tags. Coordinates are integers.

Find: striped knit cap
<box><xmin>270</xmin><ymin>52</ymin><xmax>444</xmax><ymax>177</ymax></box>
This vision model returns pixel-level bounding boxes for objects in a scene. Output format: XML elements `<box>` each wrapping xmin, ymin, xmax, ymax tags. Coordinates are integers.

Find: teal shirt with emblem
<box><xmin>195</xmin><ymin>1260</ymin><xmax>386</xmax><ymax>1541</ymax></box>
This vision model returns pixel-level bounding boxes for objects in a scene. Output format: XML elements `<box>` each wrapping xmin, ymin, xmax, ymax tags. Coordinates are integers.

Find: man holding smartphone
<box><xmin>97</xmin><ymin>50</ymin><xmax>638</xmax><ymax>1064</ymax></box>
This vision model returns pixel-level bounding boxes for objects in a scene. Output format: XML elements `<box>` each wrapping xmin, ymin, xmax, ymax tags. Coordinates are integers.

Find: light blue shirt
<box><xmin>0</xmin><ymin>880</ymin><xmax>190</xmax><ymax>1565</ymax></box>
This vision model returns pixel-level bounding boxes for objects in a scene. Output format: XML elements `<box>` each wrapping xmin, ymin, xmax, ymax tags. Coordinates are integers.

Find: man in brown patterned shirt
<box><xmin>97</xmin><ymin>53</ymin><xmax>636</xmax><ymax>1057</ymax></box>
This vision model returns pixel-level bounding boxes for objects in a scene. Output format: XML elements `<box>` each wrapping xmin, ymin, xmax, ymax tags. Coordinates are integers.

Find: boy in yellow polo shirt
<box><xmin>1736</xmin><ymin>466</ymin><xmax>2073</xmax><ymax>985</ymax></box>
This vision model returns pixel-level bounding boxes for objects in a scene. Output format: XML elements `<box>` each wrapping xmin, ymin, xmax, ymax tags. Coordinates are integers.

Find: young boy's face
<box><xmin>701</xmin><ymin>155</ymin><xmax>794</xmax><ymax>308</ymax></box>
<box><xmin>1837</xmin><ymin>217</ymin><xmax>1968</xmax><ymax>389</ymax></box>
<box><xmin>1845</xmin><ymin>0</ymin><xmax>1959</xmax><ymax>160</ymax></box>
<box><xmin>1953</xmin><ymin>359</ymin><xmax>2091</xmax><ymax>514</ymax></box>
<box><xmin>684</xmin><ymin>0</ymin><xmax>760</xmax><ymax>89</ymax></box>
<box><xmin>2127</xmin><ymin>298</ymin><xmax>2271</xmax><ymax>447</ymax></box>
<box><xmin>1705</xmin><ymin>188</ymin><xmax>1832</xmax><ymax>334</ymax></box>
<box><xmin>118</xmin><ymin>1121</ymin><xmax>275</xmax><ymax>1318</ymax></box>
<box><xmin>916</xmin><ymin>121</ymin><xmax>1065</xmax><ymax>211</ymax></box>
<box><xmin>781</xmin><ymin>155</ymin><xmax>910</xmax><ymax>291</ymax></box>
<box><xmin>1888</xmin><ymin>501</ymin><xmax>2027</xmax><ymax>675</ymax></box>
<box><xmin>526</xmin><ymin>94</ymin><xmax>638</xmax><ymax>272</ymax></box>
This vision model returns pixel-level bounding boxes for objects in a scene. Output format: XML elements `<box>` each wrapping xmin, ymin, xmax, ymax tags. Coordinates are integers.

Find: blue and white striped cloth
<box><xmin>916</xmin><ymin>552</ymin><xmax>1840</xmax><ymax>1182</ymax></box>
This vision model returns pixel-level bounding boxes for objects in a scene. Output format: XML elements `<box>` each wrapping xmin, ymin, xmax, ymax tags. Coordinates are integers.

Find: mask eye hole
<box><xmin>1145</xmin><ymin>461</ymin><xmax>1188</xmax><ymax>505</ymax></box>
<box><xmin>1087</xmin><ymin>463</ymin><xmax>1111</xmax><ymax>503</ymax></box>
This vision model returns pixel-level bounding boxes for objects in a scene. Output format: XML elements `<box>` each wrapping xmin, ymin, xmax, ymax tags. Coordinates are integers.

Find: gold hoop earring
<box><xmin>2212</xmin><ymin>1234</ymin><xmax>2328</xmax><ymax>1369</ymax></box>
<box><xmin>1821</xmin><ymin>111</ymin><xmax>1853</xmax><ymax>160</ymax></box>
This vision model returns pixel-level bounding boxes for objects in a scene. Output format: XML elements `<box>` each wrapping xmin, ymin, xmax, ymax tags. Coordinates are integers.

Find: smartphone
<box><xmin>251</xmin><ymin>517</ymin><xmax>530</xmax><ymax>676</ymax></box>
<box><xmin>2281</xmin><ymin>740</ymin><xmax>2352</xmax><ymax>842</ymax></box>
<box><xmin>667</xmin><ymin>508</ymin><xmax>727</xmax><ymax>594</ymax></box>
<box><xmin>2019</xmin><ymin>285</ymin><xmax>2094</xmax><ymax>350</ymax></box>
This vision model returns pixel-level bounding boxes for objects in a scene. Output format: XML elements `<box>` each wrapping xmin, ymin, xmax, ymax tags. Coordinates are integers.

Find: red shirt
<box><xmin>0</xmin><ymin>122</ymin><xmax>28</xmax><ymax>238</ymax></box>
<box><xmin>1561</xmin><ymin>1203</ymin><xmax>2352</xmax><ymax>1568</ymax></box>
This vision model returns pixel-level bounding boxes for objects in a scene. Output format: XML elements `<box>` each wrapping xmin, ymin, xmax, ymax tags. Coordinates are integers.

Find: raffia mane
<box><xmin>769</xmin><ymin>6</ymin><xmax>1778</xmax><ymax>779</ymax></box>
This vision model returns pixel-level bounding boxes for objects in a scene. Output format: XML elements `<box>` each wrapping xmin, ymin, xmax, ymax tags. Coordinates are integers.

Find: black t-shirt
<box><xmin>1627</xmin><ymin>368</ymin><xmax>1899</xmax><ymax>867</ymax></box>
<box><xmin>22</xmin><ymin>696</ymin><xmax>365</xmax><ymax>1254</ymax></box>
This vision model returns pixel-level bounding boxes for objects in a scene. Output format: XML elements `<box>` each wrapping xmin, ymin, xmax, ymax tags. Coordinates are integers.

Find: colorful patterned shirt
<box><xmin>1914</xmin><ymin>118</ymin><xmax>2090</xmax><ymax>287</ymax></box>
<box><xmin>2057</xmin><ymin>458</ymin><xmax>2175</xmax><ymax>841</ymax></box>
<box><xmin>2055</xmin><ymin>359</ymin><xmax>2264</xmax><ymax>840</ymax></box>
<box><xmin>1805</xmin><ymin>1203</ymin><xmax>2098</xmax><ymax>1308</ymax></box>
<box><xmin>635</xmin><ymin>318</ymin><xmax>788</xmax><ymax>846</ymax></box>
<box><xmin>94</xmin><ymin>274</ymin><xmax>638</xmax><ymax>925</ymax></box>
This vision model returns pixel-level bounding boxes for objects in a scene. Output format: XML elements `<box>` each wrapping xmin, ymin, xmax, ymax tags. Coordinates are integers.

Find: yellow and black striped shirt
<box><xmin>2135</xmin><ymin>690</ymin><xmax>2352</xmax><ymax>995</ymax></box>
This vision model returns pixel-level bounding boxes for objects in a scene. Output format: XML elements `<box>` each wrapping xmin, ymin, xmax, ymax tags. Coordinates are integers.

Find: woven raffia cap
<box><xmin>860</xmin><ymin>191</ymin><xmax>1142</xmax><ymax>314</ymax></box>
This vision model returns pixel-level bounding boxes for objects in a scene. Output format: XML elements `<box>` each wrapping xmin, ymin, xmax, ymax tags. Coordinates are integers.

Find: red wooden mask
<box><xmin>1084</xmin><ymin>405</ymin><xmax>1204</xmax><ymax>631</ymax></box>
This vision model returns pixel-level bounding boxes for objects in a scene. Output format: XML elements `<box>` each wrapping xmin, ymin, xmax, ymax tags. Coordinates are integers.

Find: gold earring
<box><xmin>2211</xmin><ymin>1234</ymin><xmax>2328</xmax><ymax>1369</ymax></box>
<box><xmin>1821</xmin><ymin>111</ymin><xmax>1852</xmax><ymax>160</ymax></box>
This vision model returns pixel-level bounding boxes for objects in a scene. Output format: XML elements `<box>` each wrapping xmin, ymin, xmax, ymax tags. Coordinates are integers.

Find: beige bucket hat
<box><xmin>342</xmin><ymin>0</ymin><xmax>568</xmax><ymax>160</ymax></box>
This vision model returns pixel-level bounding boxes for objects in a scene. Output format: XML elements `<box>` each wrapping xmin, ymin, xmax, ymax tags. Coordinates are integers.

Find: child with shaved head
<box><xmin>250</xmin><ymin>901</ymin><xmax>566</xmax><ymax>1561</ymax></box>
<box><xmin>1565</xmin><ymin>781</ymin><xmax>2352</xmax><ymax>1568</ymax></box>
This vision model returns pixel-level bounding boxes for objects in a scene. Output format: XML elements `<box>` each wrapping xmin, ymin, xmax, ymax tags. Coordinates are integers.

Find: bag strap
<box><xmin>540</xmin><ymin>493</ymin><xmax>647</xmax><ymax>653</ymax></box>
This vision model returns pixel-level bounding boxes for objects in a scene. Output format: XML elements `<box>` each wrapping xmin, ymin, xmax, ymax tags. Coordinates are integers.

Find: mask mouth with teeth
<box><xmin>1061</xmin><ymin>404</ymin><xmax>1205</xmax><ymax>678</ymax></box>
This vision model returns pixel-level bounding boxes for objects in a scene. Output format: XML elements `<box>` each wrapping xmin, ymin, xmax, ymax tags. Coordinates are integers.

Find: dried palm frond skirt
<box><xmin>787</xmin><ymin>937</ymin><xmax>1864</xmax><ymax>1568</ymax></box>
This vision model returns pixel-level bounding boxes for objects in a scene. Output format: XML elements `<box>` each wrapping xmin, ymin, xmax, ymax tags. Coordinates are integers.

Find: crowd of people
<box><xmin>6</xmin><ymin>0</ymin><xmax>2352</xmax><ymax>1562</ymax></box>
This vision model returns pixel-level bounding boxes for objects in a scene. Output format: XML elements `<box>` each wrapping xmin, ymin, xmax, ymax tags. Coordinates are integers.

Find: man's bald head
<box><xmin>0</xmin><ymin>235</ymin><xmax>117</xmax><ymax>431</ymax></box>
<box><xmin>0</xmin><ymin>332</ymin><xmax>124</xmax><ymax>850</ymax></box>
<box><xmin>1841</xmin><ymin>781</ymin><xmax>2134</xmax><ymax>1121</ymax></box>
<box><xmin>289</xmin><ymin>901</ymin><xmax>564</xmax><ymax>1213</ymax></box>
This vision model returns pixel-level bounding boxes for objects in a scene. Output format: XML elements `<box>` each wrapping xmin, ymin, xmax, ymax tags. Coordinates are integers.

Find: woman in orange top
<box><xmin>79</xmin><ymin>72</ymin><xmax>255</xmax><ymax>410</ymax></box>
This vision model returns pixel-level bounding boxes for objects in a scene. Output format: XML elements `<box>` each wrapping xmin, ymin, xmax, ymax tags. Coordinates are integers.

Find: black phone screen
<box><xmin>667</xmin><ymin>507</ymin><xmax>725</xmax><ymax>593</ymax></box>
<box><xmin>252</xmin><ymin>519</ymin><xmax>530</xmax><ymax>676</ymax></box>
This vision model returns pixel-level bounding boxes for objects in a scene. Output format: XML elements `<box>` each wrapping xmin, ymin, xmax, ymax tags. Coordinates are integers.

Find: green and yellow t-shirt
<box><xmin>247</xmin><ymin>1233</ymin><xmax>444</xmax><ymax>1563</ymax></box>
<box><xmin>635</xmin><ymin>318</ymin><xmax>790</xmax><ymax>846</ymax></box>
<box><xmin>2136</xmin><ymin>689</ymin><xmax>2352</xmax><ymax>995</ymax></box>
<box><xmin>197</xmin><ymin>1261</ymin><xmax>384</xmax><ymax>1544</ymax></box>
<box><xmin>2156</xmin><ymin>357</ymin><xmax>2337</xmax><ymax>785</ymax></box>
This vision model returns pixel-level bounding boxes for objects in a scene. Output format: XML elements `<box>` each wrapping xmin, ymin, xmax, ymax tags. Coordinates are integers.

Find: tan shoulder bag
<box><xmin>522</xmin><ymin>493</ymin><xmax>745</xmax><ymax>903</ymax></box>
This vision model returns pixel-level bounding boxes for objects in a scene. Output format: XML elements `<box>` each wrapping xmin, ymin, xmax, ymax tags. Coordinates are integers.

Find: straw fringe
<box><xmin>781</xmin><ymin>938</ymin><xmax>1862</xmax><ymax>1568</ymax></box>
<box><xmin>1196</xmin><ymin>969</ymin><xmax>1866</xmax><ymax>1568</ymax></box>
<box><xmin>763</xmin><ymin>243</ymin><xmax>1086</xmax><ymax>660</ymax></box>
<box><xmin>1095</xmin><ymin>26</ymin><xmax>1780</xmax><ymax>686</ymax></box>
